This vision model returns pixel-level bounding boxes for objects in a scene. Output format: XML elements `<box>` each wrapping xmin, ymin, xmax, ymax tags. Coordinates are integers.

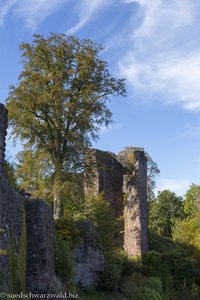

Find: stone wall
<box><xmin>72</xmin><ymin>221</ymin><xmax>105</xmax><ymax>288</ymax></box>
<box><xmin>84</xmin><ymin>147</ymin><xmax>148</xmax><ymax>257</ymax></box>
<box><xmin>84</xmin><ymin>149</ymin><xmax>124</xmax><ymax>220</ymax></box>
<box><xmin>0</xmin><ymin>103</ymin><xmax>7</xmax><ymax>175</ymax></box>
<box><xmin>123</xmin><ymin>150</ymin><xmax>148</xmax><ymax>256</ymax></box>
<box><xmin>25</xmin><ymin>200</ymin><xmax>55</xmax><ymax>293</ymax></box>
<box><xmin>0</xmin><ymin>174</ymin><xmax>25</xmax><ymax>280</ymax></box>
<box><xmin>0</xmin><ymin>103</ymin><xmax>55</xmax><ymax>292</ymax></box>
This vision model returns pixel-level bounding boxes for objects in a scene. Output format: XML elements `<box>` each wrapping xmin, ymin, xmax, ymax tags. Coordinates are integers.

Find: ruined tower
<box><xmin>123</xmin><ymin>150</ymin><xmax>148</xmax><ymax>256</ymax></box>
<box><xmin>85</xmin><ymin>147</ymin><xmax>148</xmax><ymax>256</ymax></box>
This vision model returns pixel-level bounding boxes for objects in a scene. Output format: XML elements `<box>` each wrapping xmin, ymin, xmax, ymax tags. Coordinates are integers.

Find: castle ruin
<box><xmin>84</xmin><ymin>147</ymin><xmax>148</xmax><ymax>256</ymax></box>
<box><xmin>0</xmin><ymin>103</ymin><xmax>148</xmax><ymax>292</ymax></box>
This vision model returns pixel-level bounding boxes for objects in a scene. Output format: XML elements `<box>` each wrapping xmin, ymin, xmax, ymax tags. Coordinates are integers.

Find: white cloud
<box><xmin>0</xmin><ymin>0</ymin><xmax>67</xmax><ymax>29</ymax></box>
<box><xmin>15</xmin><ymin>0</ymin><xmax>68</xmax><ymax>29</ymax></box>
<box><xmin>66</xmin><ymin>0</ymin><xmax>108</xmax><ymax>34</ymax></box>
<box><xmin>155</xmin><ymin>178</ymin><xmax>191</xmax><ymax>196</ymax></box>
<box><xmin>0</xmin><ymin>0</ymin><xmax>18</xmax><ymax>24</ymax></box>
<box><xmin>120</xmin><ymin>0</ymin><xmax>200</xmax><ymax>111</ymax></box>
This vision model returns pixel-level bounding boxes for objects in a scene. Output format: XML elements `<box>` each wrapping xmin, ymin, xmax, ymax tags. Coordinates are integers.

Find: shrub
<box><xmin>165</xmin><ymin>249</ymin><xmax>194</xmax><ymax>289</ymax></box>
<box><xmin>122</xmin><ymin>274</ymin><xmax>162</xmax><ymax>300</ymax></box>
<box><xmin>84</xmin><ymin>193</ymin><xmax>117</xmax><ymax>252</ymax></box>
<box><xmin>131</xmin><ymin>287</ymin><xmax>162</xmax><ymax>300</ymax></box>
<box><xmin>101</xmin><ymin>255</ymin><xmax>123</xmax><ymax>291</ymax></box>
<box><xmin>54</xmin><ymin>234</ymin><xmax>74</xmax><ymax>287</ymax></box>
<box><xmin>55</xmin><ymin>218</ymin><xmax>80</xmax><ymax>247</ymax></box>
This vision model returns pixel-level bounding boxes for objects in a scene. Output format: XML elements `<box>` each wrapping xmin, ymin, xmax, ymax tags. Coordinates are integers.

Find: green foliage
<box><xmin>117</xmin><ymin>147</ymin><xmax>160</xmax><ymax>203</ymax></box>
<box><xmin>142</xmin><ymin>251</ymin><xmax>171</xmax><ymax>290</ymax></box>
<box><xmin>149</xmin><ymin>231</ymin><xmax>175</xmax><ymax>253</ymax></box>
<box><xmin>6</xmin><ymin>33</ymin><xmax>126</xmax><ymax>218</ymax></box>
<box><xmin>131</xmin><ymin>287</ymin><xmax>162</xmax><ymax>300</ymax></box>
<box><xmin>61</xmin><ymin>174</ymin><xmax>85</xmax><ymax>220</ymax></box>
<box><xmin>54</xmin><ymin>234</ymin><xmax>74</xmax><ymax>286</ymax></box>
<box><xmin>7</xmin><ymin>209</ymin><xmax>27</xmax><ymax>295</ymax></box>
<box><xmin>166</xmin><ymin>249</ymin><xmax>194</xmax><ymax>289</ymax></box>
<box><xmin>19</xmin><ymin>207</ymin><xmax>27</xmax><ymax>292</ymax></box>
<box><xmin>173</xmin><ymin>212</ymin><xmax>200</xmax><ymax>252</ymax></box>
<box><xmin>8</xmin><ymin>231</ymin><xmax>21</xmax><ymax>294</ymax></box>
<box><xmin>55</xmin><ymin>218</ymin><xmax>81</xmax><ymax>247</ymax></box>
<box><xmin>3</xmin><ymin>160</ymin><xmax>18</xmax><ymax>190</ymax></box>
<box><xmin>101</xmin><ymin>255</ymin><xmax>123</xmax><ymax>291</ymax></box>
<box><xmin>122</xmin><ymin>274</ymin><xmax>162</xmax><ymax>300</ymax></box>
<box><xmin>84</xmin><ymin>193</ymin><xmax>117</xmax><ymax>252</ymax></box>
<box><xmin>100</xmin><ymin>250</ymin><xmax>136</xmax><ymax>292</ymax></box>
<box><xmin>15</xmin><ymin>149</ymin><xmax>53</xmax><ymax>200</ymax></box>
<box><xmin>149</xmin><ymin>190</ymin><xmax>184</xmax><ymax>237</ymax></box>
<box><xmin>141</xmin><ymin>248</ymin><xmax>197</xmax><ymax>296</ymax></box>
<box><xmin>184</xmin><ymin>184</ymin><xmax>200</xmax><ymax>217</ymax></box>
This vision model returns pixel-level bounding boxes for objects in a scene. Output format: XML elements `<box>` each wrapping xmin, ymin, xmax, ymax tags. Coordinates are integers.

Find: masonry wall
<box><xmin>84</xmin><ymin>149</ymin><xmax>124</xmax><ymax>220</ymax></box>
<box><xmin>84</xmin><ymin>148</ymin><xmax>148</xmax><ymax>257</ymax></box>
<box><xmin>25</xmin><ymin>200</ymin><xmax>55</xmax><ymax>293</ymax></box>
<box><xmin>0</xmin><ymin>175</ymin><xmax>25</xmax><ymax>279</ymax></box>
<box><xmin>0</xmin><ymin>103</ymin><xmax>56</xmax><ymax>292</ymax></box>
<box><xmin>0</xmin><ymin>103</ymin><xmax>7</xmax><ymax>175</ymax></box>
<box><xmin>123</xmin><ymin>150</ymin><xmax>148</xmax><ymax>256</ymax></box>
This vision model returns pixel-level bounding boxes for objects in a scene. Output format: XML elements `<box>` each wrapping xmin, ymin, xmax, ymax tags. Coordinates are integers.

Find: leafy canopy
<box><xmin>6</xmin><ymin>33</ymin><xmax>126</xmax><ymax>173</ymax></box>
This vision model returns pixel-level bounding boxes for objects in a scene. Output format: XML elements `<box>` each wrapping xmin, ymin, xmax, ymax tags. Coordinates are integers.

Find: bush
<box><xmin>122</xmin><ymin>274</ymin><xmax>162</xmax><ymax>300</ymax></box>
<box><xmin>141</xmin><ymin>250</ymin><xmax>171</xmax><ymax>290</ymax></box>
<box><xmin>84</xmin><ymin>193</ymin><xmax>117</xmax><ymax>252</ymax></box>
<box><xmin>55</xmin><ymin>218</ymin><xmax>81</xmax><ymax>247</ymax></box>
<box><xmin>54</xmin><ymin>234</ymin><xmax>74</xmax><ymax>286</ymax></box>
<box><xmin>101</xmin><ymin>255</ymin><xmax>123</xmax><ymax>291</ymax></box>
<box><xmin>165</xmin><ymin>249</ymin><xmax>194</xmax><ymax>289</ymax></box>
<box><xmin>131</xmin><ymin>287</ymin><xmax>162</xmax><ymax>300</ymax></box>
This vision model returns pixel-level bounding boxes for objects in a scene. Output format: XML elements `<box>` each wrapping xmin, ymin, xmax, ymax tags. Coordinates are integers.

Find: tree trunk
<box><xmin>53</xmin><ymin>174</ymin><xmax>63</xmax><ymax>219</ymax></box>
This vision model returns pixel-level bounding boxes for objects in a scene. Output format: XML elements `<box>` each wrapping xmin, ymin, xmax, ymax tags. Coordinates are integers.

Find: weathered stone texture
<box><xmin>0</xmin><ymin>175</ymin><xmax>24</xmax><ymax>278</ymax></box>
<box><xmin>123</xmin><ymin>150</ymin><xmax>148</xmax><ymax>256</ymax></box>
<box><xmin>0</xmin><ymin>104</ymin><xmax>24</xmax><ymax>279</ymax></box>
<box><xmin>72</xmin><ymin>221</ymin><xmax>105</xmax><ymax>288</ymax></box>
<box><xmin>85</xmin><ymin>147</ymin><xmax>148</xmax><ymax>256</ymax></box>
<box><xmin>25</xmin><ymin>200</ymin><xmax>55</xmax><ymax>293</ymax></box>
<box><xmin>0</xmin><ymin>103</ymin><xmax>56</xmax><ymax>293</ymax></box>
<box><xmin>84</xmin><ymin>149</ymin><xmax>124</xmax><ymax>219</ymax></box>
<box><xmin>0</xmin><ymin>104</ymin><xmax>7</xmax><ymax>175</ymax></box>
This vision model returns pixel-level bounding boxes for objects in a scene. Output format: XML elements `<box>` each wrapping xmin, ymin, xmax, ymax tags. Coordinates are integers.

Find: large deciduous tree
<box><xmin>6</xmin><ymin>33</ymin><xmax>126</xmax><ymax>219</ymax></box>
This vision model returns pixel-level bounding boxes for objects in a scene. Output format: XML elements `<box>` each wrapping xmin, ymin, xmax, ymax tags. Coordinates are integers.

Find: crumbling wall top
<box><xmin>0</xmin><ymin>103</ymin><xmax>8</xmax><ymax>174</ymax></box>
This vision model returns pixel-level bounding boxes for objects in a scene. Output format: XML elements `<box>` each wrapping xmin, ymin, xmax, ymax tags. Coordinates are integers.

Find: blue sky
<box><xmin>1</xmin><ymin>0</ymin><xmax>200</xmax><ymax>196</ymax></box>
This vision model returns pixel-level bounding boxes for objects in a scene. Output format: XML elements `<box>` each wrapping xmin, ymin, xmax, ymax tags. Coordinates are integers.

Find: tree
<box><xmin>184</xmin><ymin>184</ymin><xmax>200</xmax><ymax>218</ymax></box>
<box><xmin>6</xmin><ymin>33</ymin><xmax>126</xmax><ymax>219</ymax></box>
<box><xmin>146</xmin><ymin>153</ymin><xmax>160</xmax><ymax>205</ymax></box>
<box><xmin>149</xmin><ymin>190</ymin><xmax>184</xmax><ymax>237</ymax></box>
<box><xmin>15</xmin><ymin>149</ymin><xmax>53</xmax><ymax>200</ymax></box>
<box><xmin>84</xmin><ymin>193</ymin><xmax>117</xmax><ymax>252</ymax></box>
<box><xmin>173</xmin><ymin>212</ymin><xmax>200</xmax><ymax>252</ymax></box>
